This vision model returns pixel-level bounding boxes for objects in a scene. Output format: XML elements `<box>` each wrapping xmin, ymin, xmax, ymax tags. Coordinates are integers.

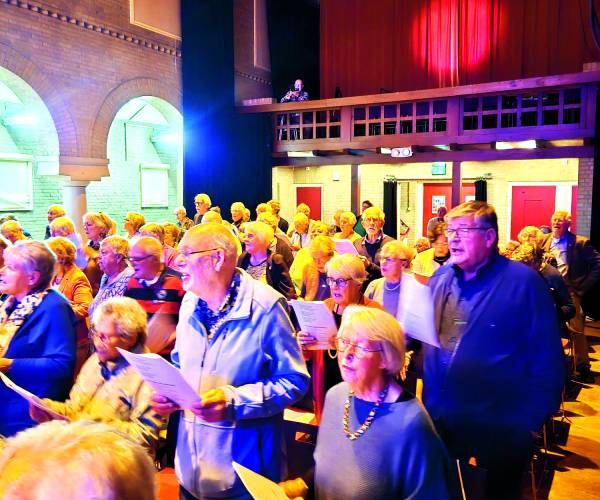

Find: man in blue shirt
<box><xmin>424</xmin><ymin>201</ymin><xmax>565</xmax><ymax>500</ymax></box>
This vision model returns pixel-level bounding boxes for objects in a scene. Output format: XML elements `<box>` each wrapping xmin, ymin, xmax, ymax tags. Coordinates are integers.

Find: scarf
<box><xmin>0</xmin><ymin>290</ymin><xmax>49</xmax><ymax>357</ymax></box>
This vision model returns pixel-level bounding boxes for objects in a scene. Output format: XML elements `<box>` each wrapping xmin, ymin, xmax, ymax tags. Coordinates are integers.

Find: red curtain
<box><xmin>320</xmin><ymin>0</ymin><xmax>600</xmax><ymax>98</ymax></box>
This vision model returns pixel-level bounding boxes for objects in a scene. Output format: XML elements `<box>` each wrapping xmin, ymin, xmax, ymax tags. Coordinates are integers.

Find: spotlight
<box><xmin>391</xmin><ymin>147</ymin><xmax>413</xmax><ymax>158</ymax></box>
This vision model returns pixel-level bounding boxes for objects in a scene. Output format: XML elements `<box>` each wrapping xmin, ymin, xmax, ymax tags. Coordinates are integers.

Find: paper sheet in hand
<box><xmin>397</xmin><ymin>276</ymin><xmax>440</xmax><ymax>347</ymax></box>
<box><xmin>117</xmin><ymin>348</ymin><xmax>201</xmax><ymax>409</ymax></box>
<box><xmin>290</xmin><ymin>300</ymin><xmax>337</xmax><ymax>350</ymax></box>
<box><xmin>333</xmin><ymin>239</ymin><xmax>358</xmax><ymax>255</ymax></box>
<box><xmin>0</xmin><ymin>372</ymin><xmax>67</xmax><ymax>421</ymax></box>
<box><xmin>232</xmin><ymin>461</ymin><xmax>289</xmax><ymax>500</ymax></box>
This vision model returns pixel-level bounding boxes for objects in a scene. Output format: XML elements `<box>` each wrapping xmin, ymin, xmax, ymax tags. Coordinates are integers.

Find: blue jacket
<box><xmin>424</xmin><ymin>255</ymin><xmax>565</xmax><ymax>461</ymax></box>
<box><xmin>172</xmin><ymin>270</ymin><xmax>309</xmax><ymax>499</ymax></box>
<box><xmin>1</xmin><ymin>289</ymin><xmax>77</xmax><ymax>437</ymax></box>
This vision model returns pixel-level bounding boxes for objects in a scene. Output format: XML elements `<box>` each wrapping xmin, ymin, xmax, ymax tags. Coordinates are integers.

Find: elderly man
<box><xmin>424</xmin><ymin>201</ymin><xmax>565</xmax><ymax>500</ymax></box>
<box><xmin>151</xmin><ymin>223</ymin><xmax>309</xmax><ymax>500</ymax></box>
<box><xmin>0</xmin><ymin>220</ymin><xmax>28</xmax><ymax>244</ymax></box>
<box><xmin>193</xmin><ymin>193</ymin><xmax>212</xmax><ymax>225</ymax></box>
<box><xmin>230</xmin><ymin>201</ymin><xmax>246</xmax><ymax>230</ymax></box>
<box><xmin>125</xmin><ymin>237</ymin><xmax>184</xmax><ymax>356</ymax></box>
<box><xmin>542</xmin><ymin>210</ymin><xmax>600</xmax><ymax>382</ymax></box>
<box><xmin>45</xmin><ymin>204</ymin><xmax>66</xmax><ymax>239</ymax></box>
<box><xmin>353</xmin><ymin>206</ymin><xmax>395</xmax><ymax>284</ymax></box>
<box><xmin>268</xmin><ymin>199</ymin><xmax>289</xmax><ymax>233</ymax></box>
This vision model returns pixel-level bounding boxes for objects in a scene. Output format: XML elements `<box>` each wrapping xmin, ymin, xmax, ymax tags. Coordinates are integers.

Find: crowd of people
<box><xmin>0</xmin><ymin>194</ymin><xmax>599</xmax><ymax>499</ymax></box>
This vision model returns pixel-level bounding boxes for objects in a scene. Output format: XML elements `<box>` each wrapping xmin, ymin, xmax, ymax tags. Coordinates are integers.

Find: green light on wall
<box><xmin>431</xmin><ymin>162</ymin><xmax>446</xmax><ymax>175</ymax></box>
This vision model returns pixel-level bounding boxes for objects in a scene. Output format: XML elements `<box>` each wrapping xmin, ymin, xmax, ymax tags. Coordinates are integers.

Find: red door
<box><xmin>422</xmin><ymin>183</ymin><xmax>475</xmax><ymax>235</ymax></box>
<box><xmin>510</xmin><ymin>186</ymin><xmax>556</xmax><ymax>240</ymax></box>
<box><xmin>296</xmin><ymin>186</ymin><xmax>322</xmax><ymax>220</ymax></box>
<box><xmin>571</xmin><ymin>185</ymin><xmax>577</xmax><ymax>233</ymax></box>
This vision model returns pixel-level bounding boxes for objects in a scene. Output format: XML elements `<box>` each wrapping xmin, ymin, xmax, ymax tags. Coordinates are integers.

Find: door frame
<box><xmin>507</xmin><ymin>181</ymin><xmax>577</xmax><ymax>240</ymax></box>
<box><xmin>293</xmin><ymin>183</ymin><xmax>324</xmax><ymax>221</ymax></box>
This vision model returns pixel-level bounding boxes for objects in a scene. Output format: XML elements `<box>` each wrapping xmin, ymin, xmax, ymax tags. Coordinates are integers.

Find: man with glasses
<box><xmin>423</xmin><ymin>201</ymin><xmax>564</xmax><ymax>500</ymax></box>
<box><xmin>125</xmin><ymin>237</ymin><xmax>184</xmax><ymax>356</ymax></box>
<box><xmin>193</xmin><ymin>193</ymin><xmax>212</xmax><ymax>225</ymax></box>
<box><xmin>150</xmin><ymin>223</ymin><xmax>309</xmax><ymax>500</ymax></box>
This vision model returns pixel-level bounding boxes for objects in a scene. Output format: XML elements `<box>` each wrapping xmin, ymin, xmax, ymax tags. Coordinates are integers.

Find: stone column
<box><xmin>59</xmin><ymin>156</ymin><xmax>110</xmax><ymax>237</ymax></box>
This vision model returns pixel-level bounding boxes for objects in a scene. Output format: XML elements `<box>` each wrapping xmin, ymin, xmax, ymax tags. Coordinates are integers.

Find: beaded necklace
<box><xmin>342</xmin><ymin>383</ymin><xmax>389</xmax><ymax>441</ymax></box>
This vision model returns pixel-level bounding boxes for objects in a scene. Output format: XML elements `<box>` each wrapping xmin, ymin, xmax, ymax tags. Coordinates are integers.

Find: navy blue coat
<box><xmin>0</xmin><ymin>289</ymin><xmax>76</xmax><ymax>437</ymax></box>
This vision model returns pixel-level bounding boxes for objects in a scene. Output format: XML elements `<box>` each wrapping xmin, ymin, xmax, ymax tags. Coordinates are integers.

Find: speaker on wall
<box><xmin>474</xmin><ymin>179</ymin><xmax>487</xmax><ymax>202</ymax></box>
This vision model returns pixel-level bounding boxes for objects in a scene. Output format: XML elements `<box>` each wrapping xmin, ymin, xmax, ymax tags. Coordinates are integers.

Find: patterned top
<box><xmin>193</xmin><ymin>271</ymin><xmax>241</xmax><ymax>343</ymax></box>
<box><xmin>43</xmin><ymin>351</ymin><xmax>165</xmax><ymax>452</ymax></box>
<box><xmin>246</xmin><ymin>259</ymin><xmax>268</xmax><ymax>283</ymax></box>
<box><xmin>88</xmin><ymin>267</ymin><xmax>135</xmax><ymax>319</ymax></box>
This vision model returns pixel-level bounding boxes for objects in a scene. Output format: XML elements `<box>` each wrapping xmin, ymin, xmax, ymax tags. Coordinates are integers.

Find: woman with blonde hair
<box><xmin>333</xmin><ymin>211</ymin><xmax>361</xmax><ymax>243</ymax></box>
<box><xmin>123</xmin><ymin>212</ymin><xmax>145</xmax><ymax>239</ymax></box>
<box><xmin>139</xmin><ymin>223</ymin><xmax>178</xmax><ymax>269</ymax></box>
<box><xmin>82</xmin><ymin>212</ymin><xmax>113</xmax><ymax>295</ymax></box>
<box><xmin>298</xmin><ymin>254</ymin><xmax>382</xmax><ymax>421</ymax></box>
<box><xmin>282</xmin><ymin>307</ymin><xmax>450</xmax><ymax>500</ymax></box>
<box><xmin>290</xmin><ymin>221</ymin><xmax>329</xmax><ymax>293</ymax></box>
<box><xmin>47</xmin><ymin>237</ymin><xmax>93</xmax><ymax>372</ymax></box>
<box><xmin>301</xmin><ymin>235</ymin><xmax>335</xmax><ymax>301</ymax></box>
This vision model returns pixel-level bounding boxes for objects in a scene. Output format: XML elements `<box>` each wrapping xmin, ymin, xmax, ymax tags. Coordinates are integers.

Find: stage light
<box><xmin>495</xmin><ymin>140</ymin><xmax>537</xmax><ymax>150</ymax></box>
<box><xmin>391</xmin><ymin>147</ymin><xmax>413</xmax><ymax>158</ymax></box>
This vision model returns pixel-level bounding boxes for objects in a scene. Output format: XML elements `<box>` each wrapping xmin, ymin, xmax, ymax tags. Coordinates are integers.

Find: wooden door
<box><xmin>510</xmin><ymin>185</ymin><xmax>556</xmax><ymax>240</ymax></box>
<box><xmin>296</xmin><ymin>185</ymin><xmax>322</xmax><ymax>221</ymax></box>
<box><xmin>422</xmin><ymin>183</ymin><xmax>475</xmax><ymax>235</ymax></box>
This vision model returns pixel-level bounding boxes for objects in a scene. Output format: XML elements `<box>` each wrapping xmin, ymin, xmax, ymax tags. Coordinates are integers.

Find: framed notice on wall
<box><xmin>432</xmin><ymin>195</ymin><xmax>446</xmax><ymax>214</ymax></box>
<box><xmin>140</xmin><ymin>163</ymin><xmax>169</xmax><ymax>208</ymax></box>
<box><xmin>0</xmin><ymin>155</ymin><xmax>33</xmax><ymax>210</ymax></box>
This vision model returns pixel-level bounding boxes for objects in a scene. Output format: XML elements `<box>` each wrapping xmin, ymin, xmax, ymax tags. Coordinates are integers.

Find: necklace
<box><xmin>342</xmin><ymin>383</ymin><xmax>389</xmax><ymax>441</ymax></box>
<box><xmin>383</xmin><ymin>280</ymin><xmax>401</xmax><ymax>291</ymax></box>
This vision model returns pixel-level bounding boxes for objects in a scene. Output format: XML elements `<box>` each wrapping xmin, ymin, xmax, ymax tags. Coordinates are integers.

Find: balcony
<box><xmin>239</xmin><ymin>70</ymin><xmax>599</xmax><ymax>164</ymax></box>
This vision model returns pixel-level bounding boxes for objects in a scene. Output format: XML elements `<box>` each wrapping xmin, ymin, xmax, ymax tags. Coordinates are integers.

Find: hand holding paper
<box><xmin>396</xmin><ymin>276</ymin><xmax>440</xmax><ymax>347</ymax></box>
<box><xmin>117</xmin><ymin>348</ymin><xmax>201</xmax><ymax>409</ymax></box>
<box><xmin>290</xmin><ymin>300</ymin><xmax>337</xmax><ymax>350</ymax></box>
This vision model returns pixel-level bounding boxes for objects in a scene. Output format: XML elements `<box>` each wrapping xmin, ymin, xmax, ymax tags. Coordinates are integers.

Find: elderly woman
<box><xmin>89</xmin><ymin>235</ymin><xmax>134</xmax><ymax>319</ymax></box>
<box><xmin>301</xmin><ymin>235</ymin><xmax>335</xmax><ymax>301</ymax></box>
<box><xmin>286</xmin><ymin>306</ymin><xmax>449</xmax><ymax>499</ymax></box>
<box><xmin>47</xmin><ymin>237</ymin><xmax>93</xmax><ymax>372</ymax></box>
<box><xmin>29</xmin><ymin>297</ymin><xmax>165</xmax><ymax>452</ymax></box>
<box><xmin>290</xmin><ymin>221</ymin><xmax>329</xmax><ymax>293</ymax></box>
<box><xmin>139</xmin><ymin>223</ymin><xmax>178</xmax><ymax>269</ymax></box>
<box><xmin>0</xmin><ymin>241</ymin><xmax>76</xmax><ymax>437</ymax></box>
<box><xmin>365</xmin><ymin>241</ymin><xmax>415</xmax><ymax>316</ymax></box>
<box><xmin>1</xmin><ymin>220</ymin><xmax>28</xmax><ymax>245</ymax></box>
<box><xmin>412</xmin><ymin>222</ymin><xmax>450</xmax><ymax>285</ymax></box>
<box><xmin>354</xmin><ymin>206</ymin><xmax>396</xmax><ymax>283</ymax></box>
<box><xmin>174</xmin><ymin>206</ymin><xmax>194</xmax><ymax>234</ymax></box>
<box><xmin>333</xmin><ymin>211</ymin><xmax>361</xmax><ymax>243</ymax></box>
<box><xmin>123</xmin><ymin>212</ymin><xmax>145</xmax><ymax>239</ymax></box>
<box><xmin>238</xmin><ymin>221</ymin><xmax>296</xmax><ymax>299</ymax></box>
<box><xmin>82</xmin><ymin>212</ymin><xmax>113</xmax><ymax>295</ymax></box>
<box><xmin>162</xmin><ymin>222</ymin><xmax>181</xmax><ymax>249</ymax></box>
<box><xmin>288</xmin><ymin>212</ymin><xmax>311</xmax><ymax>252</ymax></box>
<box><xmin>298</xmin><ymin>254</ymin><xmax>382</xmax><ymax>421</ymax></box>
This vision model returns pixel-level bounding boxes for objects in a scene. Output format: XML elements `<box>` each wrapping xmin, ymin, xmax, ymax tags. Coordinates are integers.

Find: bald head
<box><xmin>130</xmin><ymin>236</ymin><xmax>163</xmax><ymax>280</ymax></box>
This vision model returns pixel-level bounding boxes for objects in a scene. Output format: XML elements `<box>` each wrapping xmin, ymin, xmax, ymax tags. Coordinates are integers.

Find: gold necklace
<box><xmin>342</xmin><ymin>383</ymin><xmax>389</xmax><ymax>440</ymax></box>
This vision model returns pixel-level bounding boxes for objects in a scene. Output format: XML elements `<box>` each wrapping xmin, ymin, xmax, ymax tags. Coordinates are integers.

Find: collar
<box><xmin>363</xmin><ymin>232</ymin><xmax>383</xmax><ymax>245</ymax></box>
<box><xmin>138</xmin><ymin>269</ymin><xmax>163</xmax><ymax>287</ymax></box>
<box><xmin>99</xmin><ymin>355</ymin><xmax>129</xmax><ymax>381</ymax></box>
<box><xmin>451</xmin><ymin>252</ymin><xmax>499</xmax><ymax>282</ymax></box>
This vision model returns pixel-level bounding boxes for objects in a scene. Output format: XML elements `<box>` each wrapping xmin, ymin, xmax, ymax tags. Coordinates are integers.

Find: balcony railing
<box><xmin>240</xmin><ymin>70</ymin><xmax>600</xmax><ymax>156</ymax></box>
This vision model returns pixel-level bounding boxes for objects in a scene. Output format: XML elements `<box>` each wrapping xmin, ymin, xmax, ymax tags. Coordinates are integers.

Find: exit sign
<box><xmin>432</xmin><ymin>162</ymin><xmax>446</xmax><ymax>175</ymax></box>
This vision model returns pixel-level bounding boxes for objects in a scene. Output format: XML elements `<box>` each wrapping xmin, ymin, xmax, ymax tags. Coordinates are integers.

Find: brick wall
<box><xmin>0</xmin><ymin>1</ymin><xmax>181</xmax><ymax>237</ymax></box>
<box><xmin>577</xmin><ymin>158</ymin><xmax>594</xmax><ymax>238</ymax></box>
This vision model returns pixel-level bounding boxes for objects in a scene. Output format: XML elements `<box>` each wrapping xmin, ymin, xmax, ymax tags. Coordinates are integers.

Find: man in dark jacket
<box><xmin>542</xmin><ymin>210</ymin><xmax>600</xmax><ymax>382</ymax></box>
<box><xmin>424</xmin><ymin>201</ymin><xmax>564</xmax><ymax>500</ymax></box>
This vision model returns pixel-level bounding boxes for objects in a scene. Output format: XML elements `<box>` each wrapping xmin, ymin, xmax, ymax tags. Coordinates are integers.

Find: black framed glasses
<box><xmin>335</xmin><ymin>337</ymin><xmax>382</xmax><ymax>358</ymax></box>
<box><xmin>326</xmin><ymin>277</ymin><xmax>352</xmax><ymax>288</ymax></box>
<box><xmin>129</xmin><ymin>254</ymin><xmax>154</xmax><ymax>263</ymax></box>
<box><xmin>444</xmin><ymin>227</ymin><xmax>491</xmax><ymax>238</ymax></box>
<box><xmin>178</xmin><ymin>247</ymin><xmax>221</xmax><ymax>259</ymax></box>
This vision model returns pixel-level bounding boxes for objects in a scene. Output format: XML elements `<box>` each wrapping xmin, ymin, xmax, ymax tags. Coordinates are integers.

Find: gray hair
<box><xmin>338</xmin><ymin>305</ymin><xmax>405</xmax><ymax>375</ymax></box>
<box><xmin>0</xmin><ymin>420</ymin><xmax>155</xmax><ymax>500</ymax></box>
<box><xmin>326</xmin><ymin>254</ymin><xmax>367</xmax><ymax>284</ymax></box>
<box><xmin>4</xmin><ymin>241</ymin><xmax>56</xmax><ymax>291</ymax></box>
<box><xmin>100</xmin><ymin>235</ymin><xmax>129</xmax><ymax>260</ymax></box>
<box><xmin>91</xmin><ymin>297</ymin><xmax>148</xmax><ymax>350</ymax></box>
<box><xmin>244</xmin><ymin>221</ymin><xmax>274</xmax><ymax>248</ymax></box>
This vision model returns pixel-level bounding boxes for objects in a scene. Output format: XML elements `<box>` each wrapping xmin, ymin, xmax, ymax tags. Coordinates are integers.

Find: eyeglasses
<box><xmin>178</xmin><ymin>247</ymin><xmax>221</xmax><ymax>259</ymax></box>
<box><xmin>90</xmin><ymin>328</ymin><xmax>127</xmax><ymax>346</ymax></box>
<box><xmin>363</xmin><ymin>217</ymin><xmax>380</xmax><ymax>224</ymax></box>
<box><xmin>326</xmin><ymin>277</ymin><xmax>353</xmax><ymax>288</ymax></box>
<box><xmin>129</xmin><ymin>254</ymin><xmax>154</xmax><ymax>263</ymax></box>
<box><xmin>380</xmin><ymin>257</ymin><xmax>408</xmax><ymax>265</ymax></box>
<box><xmin>336</xmin><ymin>337</ymin><xmax>382</xmax><ymax>358</ymax></box>
<box><xmin>444</xmin><ymin>227</ymin><xmax>491</xmax><ymax>238</ymax></box>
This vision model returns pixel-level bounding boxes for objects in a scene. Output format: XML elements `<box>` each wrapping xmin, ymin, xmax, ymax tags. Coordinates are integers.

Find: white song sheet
<box><xmin>397</xmin><ymin>276</ymin><xmax>440</xmax><ymax>347</ymax></box>
<box><xmin>232</xmin><ymin>461</ymin><xmax>289</xmax><ymax>500</ymax></box>
<box><xmin>333</xmin><ymin>239</ymin><xmax>358</xmax><ymax>255</ymax></box>
<box><xmin>117</xmin><ymin>348</ymin><xmax>201</xmax><ymax>408</ymax></box>
<box><xmin>0</xmin><ymin>372</ymin><xmax>67</xmax><ymax>420</ymax></box>
<box><xmin>290</xmin><ymin>300</ymin><xmax>337</xmax><ymax>350</ymax></box>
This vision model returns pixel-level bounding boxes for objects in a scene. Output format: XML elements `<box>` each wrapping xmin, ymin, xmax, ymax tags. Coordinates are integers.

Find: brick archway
<box><xmin>0</xmin><ymin>41</ymin><xmax>79</xmax><ymax>157</ymax></box>
<box><xmin>89</xmin><ymin>78</ymin><xmax>182</xmax><ymax>159</ymax></box>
